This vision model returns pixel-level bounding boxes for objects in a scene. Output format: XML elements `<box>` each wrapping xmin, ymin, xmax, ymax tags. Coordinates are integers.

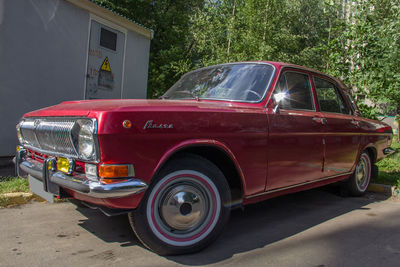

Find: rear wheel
<box><xmin>129</xmin><ymin>154</ymin><xmax>231</xmax><ymax>255</ymax></box>
<box><xmin>346</xmin><ymin>151</ymin><xmax>372</xmax><ymax>196</ymax></box>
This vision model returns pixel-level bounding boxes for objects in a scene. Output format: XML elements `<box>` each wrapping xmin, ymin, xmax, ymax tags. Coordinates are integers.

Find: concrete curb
<box><xmin>0</xmin><ymin>192</ymin><xmax>45</xmax><ymax>207</ymax></box>
<box><xmin>367</xmin><ymin>183</ymin><xmax>400</xmax><ymax>197</ymax></box>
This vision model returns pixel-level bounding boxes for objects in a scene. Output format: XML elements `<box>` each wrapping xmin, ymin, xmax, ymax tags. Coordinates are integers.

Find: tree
<box><xmin>190</xmin><ymin>0</ymin><xmax>329</xmax><ymax>69</ymax></box>
<box><xmin>94</xmin><ymin>0</ymin><xmax>400</xmax><ymax>130</ymax></box>
<box><xmin>323</xmin><ymin>0</ymin><xmax>400</xmax><ymax>133</ymax></box>
<box><xmin>93</xmin><ymin>0</ymin><xmax>204</xmax><ymax>98</ymax></box>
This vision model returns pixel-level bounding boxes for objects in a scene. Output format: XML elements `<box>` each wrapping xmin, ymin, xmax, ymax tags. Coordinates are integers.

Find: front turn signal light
<box><xmin>98</xmin><ymin>164</ymin><xmax>135</xmax><ymax>178</ymax></box>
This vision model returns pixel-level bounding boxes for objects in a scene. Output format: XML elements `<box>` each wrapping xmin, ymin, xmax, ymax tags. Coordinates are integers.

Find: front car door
<box><xmin>266</xmin><ymin>70</ymin><xmax>325</xmax><ymax>190</ymax></box>
<box><xmin>313</xmin><ymin>76</ymin><xmax>360</xmax><ymax>176</ymax></box>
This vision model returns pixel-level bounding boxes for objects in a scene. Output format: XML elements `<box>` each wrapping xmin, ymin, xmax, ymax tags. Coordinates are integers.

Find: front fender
<box><xmin>151</xmin><ymin>139</ymin><xmax>246</xmax><ymax>193</ymax></box>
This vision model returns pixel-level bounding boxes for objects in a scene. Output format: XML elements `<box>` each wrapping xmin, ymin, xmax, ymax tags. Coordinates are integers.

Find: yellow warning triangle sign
<box><xmin>100</xmin><ymin>57</ymin><xmax>111</xmax><ymax>72</ymax></box>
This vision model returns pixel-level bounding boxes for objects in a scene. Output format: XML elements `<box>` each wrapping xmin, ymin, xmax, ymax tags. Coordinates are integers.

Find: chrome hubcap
<box><xmin>147</xmin><ymin>171</ymin><xmax>221</xmax><ymax>246</ymax></box>
<box><xmin>356</xmin><ymin>156</ymin><xmax>369</xmax><ymax>189</ymax></box>
<box><xmin>160</xmin><ymin>184</ymin><xmax>207</xmax><ymax>231</ymax></box>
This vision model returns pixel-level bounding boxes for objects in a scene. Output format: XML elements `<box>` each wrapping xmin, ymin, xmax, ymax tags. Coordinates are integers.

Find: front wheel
<box><xmin>346</xmin><ymin>151</ymin><xmax>372</xmax><ymax>196</ymax></box>
<box><xmin>129</xmin><ymin>154</ymin><xmax>231</xmax><ymax>255</ymax></box>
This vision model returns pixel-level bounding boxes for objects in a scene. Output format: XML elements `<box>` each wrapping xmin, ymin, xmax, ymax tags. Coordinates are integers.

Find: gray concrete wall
<box><xmin>0</xmin><ymin>0</ymin><xmax>151</xmax><ymax>157</ymax></box>
<box><xmin>0</xmin><ymin>0</ymin><xmax>90</xmax><ymax>156</ymax></box>
<box><xmin>122</xmin><ymin>30</ymin><xmax>150</xmax><ymax>99</ymax></box>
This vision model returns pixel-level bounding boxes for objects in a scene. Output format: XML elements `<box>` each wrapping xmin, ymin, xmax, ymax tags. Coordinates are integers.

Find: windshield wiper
<box><xmin>172</xmin><ymin>90</ymin><xmax>200</xmax><ymax>101</ymax></box>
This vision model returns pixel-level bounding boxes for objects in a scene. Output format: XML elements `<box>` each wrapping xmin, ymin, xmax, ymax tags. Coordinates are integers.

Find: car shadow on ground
<box><xmin>73</xmin><ymin>203</ymin><xmax>141</xmax><ymax>247</ymax></box>
<box><xmin>73</xmin><ymin>187</ymin><xmax>389</xmax><ymax>265</ymax></box>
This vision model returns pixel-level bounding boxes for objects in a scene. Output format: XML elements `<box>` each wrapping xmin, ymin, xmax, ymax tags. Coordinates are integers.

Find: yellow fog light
<box><xmin>48</xmin><ymin>159</ymin><xmax>56</xmax><ymax>171</ymax></box>
<box><xmin>57</xmin><ymin>157</ymin><xmax>74</xmax><ymax>174</ymax></box>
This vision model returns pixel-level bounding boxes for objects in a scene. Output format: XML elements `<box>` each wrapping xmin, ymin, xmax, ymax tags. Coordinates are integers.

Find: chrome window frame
<box><xmin>312</xmin><ymin>76</ymin><xmax>352</xmax><ymax>115</ymax></box>
<box><xmin>272</xmin><ymin>70</ymin><xmax>317</xmax><ymax>112</ymax></box>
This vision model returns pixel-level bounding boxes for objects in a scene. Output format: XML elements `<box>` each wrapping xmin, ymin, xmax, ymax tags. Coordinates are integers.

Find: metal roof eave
<box><xmin>66</xmin><ymin>0</ymin><xmax>153</xmax><ymax>39</ymax></box>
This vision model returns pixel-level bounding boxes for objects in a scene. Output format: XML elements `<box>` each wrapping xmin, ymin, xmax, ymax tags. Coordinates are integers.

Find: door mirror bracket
<box><xmin>273</xmin><ymin>104</ymin><xmax>280</xmax><ymax>114</ymax></box>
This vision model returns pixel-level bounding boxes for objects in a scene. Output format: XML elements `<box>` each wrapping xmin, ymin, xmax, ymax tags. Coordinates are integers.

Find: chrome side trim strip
<box><xmin>245</xmin><ymin>172</ymin><xmax>353</xmax><ymax>199</ymax></box>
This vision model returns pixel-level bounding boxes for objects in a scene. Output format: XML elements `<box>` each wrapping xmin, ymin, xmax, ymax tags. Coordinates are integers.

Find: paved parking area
<box><xmin>0</xmin><ymin>189</ymin><xmax>399</xmax><ymax>267</ymax></box>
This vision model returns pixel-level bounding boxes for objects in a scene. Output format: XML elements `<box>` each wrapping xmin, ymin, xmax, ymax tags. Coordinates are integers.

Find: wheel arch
<box><xmin>152</xmin><ymin>140</ymin><xmax>245</xmax><ymax>206</ymax></box>
<box><xmin>361</xmin><ymin>145</ymin><xmax>377</xmax><ymax>164</ymax></box>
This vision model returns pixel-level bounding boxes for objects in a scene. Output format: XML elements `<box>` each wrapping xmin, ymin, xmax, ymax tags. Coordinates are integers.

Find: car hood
<box><xmin>23</xmin><ymin>99</ymin><xmax>259</xmax><ymax>118</ymax></box>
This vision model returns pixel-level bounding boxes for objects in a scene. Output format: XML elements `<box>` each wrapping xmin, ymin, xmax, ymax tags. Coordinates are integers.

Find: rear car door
<box><xmin>266</xmin><ymin>70</ymin><xmax>325</xmax><ymax>190</ymax></box>
<box><xmin>313</xmin><ymin>76</ymin><xmax>360</xmax><ymax>176</ymax></box>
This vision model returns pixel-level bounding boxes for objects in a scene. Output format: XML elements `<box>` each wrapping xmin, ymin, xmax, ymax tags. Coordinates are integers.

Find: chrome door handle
<box><xmin>312</xmin><ymin>117</ymin><xmax>327</xmax><ymax>125</ymax></box>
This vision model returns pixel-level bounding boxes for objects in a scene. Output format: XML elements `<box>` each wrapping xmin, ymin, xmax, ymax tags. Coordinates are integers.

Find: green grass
<box><xmin>0</xmin><ymin>176</ymin><xmax>31</xmax><ymax>207</ymax></box>
<box><xmin>0</xmin><ymin>176</ymin><xmax>29</xmax><ymax>194</ymax></box>
<box><xmin>374</xmin><ymin>137</ymin><xmax>400</xmax><ymax>188</ymax></box>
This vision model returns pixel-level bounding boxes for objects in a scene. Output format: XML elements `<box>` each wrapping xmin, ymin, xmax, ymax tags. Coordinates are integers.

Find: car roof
<box><xmin>258</xmin><ymin>61</ymin><xmax>350</xmax><ymax>92</ymax></box>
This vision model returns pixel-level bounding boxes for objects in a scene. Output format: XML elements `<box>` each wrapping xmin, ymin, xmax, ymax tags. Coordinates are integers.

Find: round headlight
<box><xmin>78</xmin><ymin>121</ymin><xmax>95</xmax><ymax>159</ymax></box>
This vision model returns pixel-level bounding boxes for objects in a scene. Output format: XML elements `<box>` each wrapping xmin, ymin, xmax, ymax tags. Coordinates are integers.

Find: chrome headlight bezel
<box><xmin>72</xmin><ymin>118</ymin><xmax>99</xmax><ymax>162</ymax></box>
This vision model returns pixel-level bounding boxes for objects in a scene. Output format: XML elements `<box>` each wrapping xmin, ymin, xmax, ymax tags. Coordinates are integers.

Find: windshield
<box><xmin>162</xmin><ymin>63</ymin><xmax>275</xmax><ymax>102</ymax></box>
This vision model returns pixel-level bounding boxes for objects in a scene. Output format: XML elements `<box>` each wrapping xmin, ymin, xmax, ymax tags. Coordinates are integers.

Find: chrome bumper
<box><xmin>14</xmin><ymin>150</ymin><xmax>148</xmax><ymax>199</ymax></box>
<box><xmin>383</xmin><ymin>147</ymin><xmax>396</xmax><ymax>156</ymax></box>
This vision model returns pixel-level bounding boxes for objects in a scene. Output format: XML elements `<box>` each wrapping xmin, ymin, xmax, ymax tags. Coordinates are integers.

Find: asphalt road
<box><xmin>1</xmin><ymin>189</ymin><xmax>399</xmax><ymax>267</ymax></box>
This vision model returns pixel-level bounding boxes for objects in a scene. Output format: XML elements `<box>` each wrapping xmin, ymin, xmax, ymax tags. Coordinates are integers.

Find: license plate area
<box><xmin>28</xmin><ymin>175</ymin><xmax>58</xmax><ymax>203</ymax></box>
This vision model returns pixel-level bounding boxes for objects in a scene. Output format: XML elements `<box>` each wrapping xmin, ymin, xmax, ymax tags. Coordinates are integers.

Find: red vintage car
<box><xmin>15</xmin><ymin>62</ymin><xmax>394</xmax><ymax>255</ymax></box>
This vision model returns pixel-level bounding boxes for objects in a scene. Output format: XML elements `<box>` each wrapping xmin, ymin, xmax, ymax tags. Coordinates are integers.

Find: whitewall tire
<box><xmin>128</xmin><ymin>154</ymin><xmax>231</xmax><ymax>255</ymax></box>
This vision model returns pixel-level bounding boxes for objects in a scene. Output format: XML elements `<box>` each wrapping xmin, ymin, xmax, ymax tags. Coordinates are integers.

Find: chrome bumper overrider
<box><xmin>14</xmin><ymin>150</ymin><xmax>148</xmax><ymax>199</ymax></box>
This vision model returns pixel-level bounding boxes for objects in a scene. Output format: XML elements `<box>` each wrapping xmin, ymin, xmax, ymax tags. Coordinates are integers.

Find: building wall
<box><xmin>0</xmin><ymin>0</ymin><xmax>90</xmax><ymax>156</ymax></box>
<box><xmin>122</xmin><ymin>30</ymin><xmax>150</xmax><ymax>99</ymax></box>
<box><xmin>0</xmin><ymin>0</ymin><xmax>151</xmax><ymax>157</ymax></box>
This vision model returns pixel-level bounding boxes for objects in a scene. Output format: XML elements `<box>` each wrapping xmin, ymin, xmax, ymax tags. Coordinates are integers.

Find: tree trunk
<box><xmin>262</xmin><ymin>1</ymin><xmax>270</xmax><ymax>45</ymax></box>
<box><xmin>395</xmin><ymin>107</ymin><xmax>400</xmax><ymax>140</ymax></box>
<box><xmin>326</xmin><ymin>17</ymin><xmax>331</xmax><ymax>71</ymax></box>
<box><xmin>227</xmin><ymin>0</ymin><xmax>236</xmax><ymax>61</ymax></box>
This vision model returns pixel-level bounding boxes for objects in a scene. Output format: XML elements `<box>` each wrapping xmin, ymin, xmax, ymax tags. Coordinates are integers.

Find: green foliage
<box><xmin>93</xmin><ymin>0</ymin><xmax>400</xmax><ymax>112</ymax></box>
<box><xmin>189</xmin><ymin>0</ymin><xmax>329</xmax><ymax>69</ymax></box>
<box><xmin>93</xmin><ymin>0</ymin><xmax>204</xmax><ymax>98</ymax></box>
<box><xmin>0</xmin><ymin>177</ymin><xmax>29</xmax><ymax>194</ymax></box>
<box><xmin>373</xmin><ymin>137</ymin><xmax>400</xmax><ymax>188</ymax></box>
<box><xmin>323</xmin><ymin>0</ymin><xmax>400</xmax><ymax>117</ymax></box>
<box><xmin>357</xmin><ymin>103</ymin><xmax>379</xmax><ymax>120</ymax></box>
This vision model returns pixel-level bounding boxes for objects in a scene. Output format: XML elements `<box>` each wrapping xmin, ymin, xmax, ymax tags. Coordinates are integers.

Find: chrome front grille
<box><xmin>20</xmin><ymin>118</ymin><xmax>78</xmax><ymax>157</ymax></box>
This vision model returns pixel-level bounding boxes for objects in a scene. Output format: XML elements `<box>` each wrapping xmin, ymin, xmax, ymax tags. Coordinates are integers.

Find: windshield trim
<box><xmin>162</xmin><ymin>62</ymin><xmax>276</xmax><ymax>104</ymax></box>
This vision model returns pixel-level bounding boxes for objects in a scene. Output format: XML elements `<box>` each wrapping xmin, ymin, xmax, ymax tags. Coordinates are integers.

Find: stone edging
<box><xmin>367</xmin><ymin>183</ymin><xmax>400</xmax><ymax>197</ymax></box>
<box><xmin>0</xmin><ymin>192</ymin><xmax>45</xmax><ymax>207</ymax></box>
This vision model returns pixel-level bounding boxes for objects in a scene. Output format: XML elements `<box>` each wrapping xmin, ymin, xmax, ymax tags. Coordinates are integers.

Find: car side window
<box><xmin>274</xmin><ymin>72</ymin><xmax>314</xmax><ymax>111</ymax></box>
<box><xmin>314</xmin><ymin>77</ymin><xmax>350</xmax><ymax>114</ymax></box>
